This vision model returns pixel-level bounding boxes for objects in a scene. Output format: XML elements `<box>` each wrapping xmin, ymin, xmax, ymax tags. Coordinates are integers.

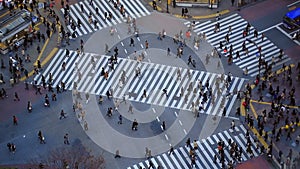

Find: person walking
<box><xmin>0</xmin><ymin>73</ymin><xmax>5</xmax><ymax>84</ymax></box>
<box><xmin>135</xmin><ymin>67</ymin><xmax>141</xmax><ymax>77</ymax></box>
<box><xmin>27</xmin><ymin>101</ymin><xmax>32</xmax><ymax>112</ymax></box>
<box><xmin>13</xmin><ymin>115</ymin><xmax>18</xmax><ymax>125</ymax></box>
<box><xmin>114</xmin><ymin>100</ymin><xmax>120</xmax><ymax>112</ymax></box>
<box><xmin>142</xmin><ymin>89</ymin><xmax>147</xmax><ymax>98</ymax></box>
<box><xmin>231</xmin><ymin>120</ymin><xmax>235</xmax><ymax>130</ymax></box>
<box><xmin>190</xmin><ymin>155</ymin><xmax>196</xmax><ymax>168</ymax></box>
<box><xmin>228</xmin><ymin>25</ymin><xmax>232</xmax><ymax>34</ymax></box>
<box><xmin>7</xmin><ymin>143</ymin><xmax>12</xmax><ymax>152</ymax></box>
<box><xmin>11</xmin><ymin>143</ymin><xmax>16</xmax><ymax>153</ymax></box>
<box><xmin>36</xmin><ymin>85</ymin><xmax>42</xmax><ymax>95</ymax></box>
<box><xmin>168</xmin><ymin>146</ymin><xmax>174</xmax><ymax>155</ymax></box>
<box><xmin>64</xmin><ymin>133</ymin><xmax>70</xmax><ymax>145</ymax></box>
<box><xmin>148</xmin><ymin>160</ymin><xmax>154</xmax><ymax>169</ymax></box>
<box><xmin>231</xmin><ymin>0</ymin><xmax>235</xmax><ymax>6</ymax></box>
<box><xmin>162</xmin><ymin>88</ymin><xmax>168</xmax><ymax>97</ymax></box>
<box><xmin>186</xmin><ymin>138</ymin><xmax>191</xmax><ymax>147</ymax></box>
<box><xmin>106</xmin><ymin>90</ymin><xmax>111</xmax><ymax>99</ymax></box>
<box><xmin>187</xmin><ymin>55</ymin><xmax>192</xmax><ymax>65</ymax></box>
<box><xmin>261</xmin><ymin>33</ymin><xmax>265</xmax><ymax>41</ymax></box>
<box><xmin>145</xmin><ymin>40</ymin><xmax>149</xmax><ymax>50</ymax></box>
<box><xmin>145</xmin><ymin>147</ymin><xmax>150</xmax><ymax>158</ymax></box>
<box><xmin>132</xmin><ymin>119</ymin><xmax>138</xmax><ymax>130</ymax></box>
<box><xmin>105</xmin><ymin>43</ymin><xmax>110</xmax><ymax>53</ymax></box>
<box><xmin>107</xmin><ymin>107</ymin><xmax>113</xmax><ymax>117</ymax></box>
<box><xmin>129</xmin><ymin>38</ymin><xmax>135</xmax><ymax>47</ymax></box>
<box><xmin>85</xmin><ymin>93</ymin><xmax>89</xmax><ymax>104</ymax></box>
<box><xmin>128</xmin><ymin>104</ymin><xmax>133</xmax><ymax>113</ymax></box>
<box><xmin>115</xmin><ymin>150</ymin><xmax>121</xmax><ymax>158</ymax></box>
<box><xmin>177</xmin><ymin>68</ymin><xmax>182</xmax><ymax>81</ymax></box>
<box><xmin>14</xmin><ymin>92</ymin><xmax>20</xmax><ymax>101</ymax></box>
<box><xmin>118</xmin><ymin>115</ymin><xmax>122</xmax><ymax>124</ymax></box>
<box><xmin>161</xmin><ymin>121</ymin><xmax>166</xmax><ymax>130</ymax></box>
<box><xmin>38</xmin><ymin>130</ymin><xmax>46</xmax><ymax>144</ymax></box>
<box><xmin>59</xmin><ymin>109</ymin><xmax>67</xmax><ymax>119</ymax></box>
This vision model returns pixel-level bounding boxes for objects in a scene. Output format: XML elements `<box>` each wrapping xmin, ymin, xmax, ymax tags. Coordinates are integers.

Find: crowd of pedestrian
<box><xmin>241</xmin><ymin>61</ymin><xmax>300</xmax><ymax>167</ymax></box>
<box><xmin>0</xmin><ymin>0</ymin><xmax>66</xmax><ymax>91</ymax></box>
<box><xmin>2</xmin><ymin>0</ymin><xmax>77</xmax><ymax>150</ymax></box>
<box><xmin>216</xmin><ymin>20</ymin><xmax>285</xmax><ymax>75</ymax></box>
<box><xmin>62</xmin><ymin>0</ymin><xmax>135</xmax><ymax>39</ymax></box>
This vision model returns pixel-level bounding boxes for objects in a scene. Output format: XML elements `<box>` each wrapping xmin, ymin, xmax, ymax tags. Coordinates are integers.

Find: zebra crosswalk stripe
<box><xmin>121</xmin><ymin>0</ymin><xmax>141</xmax><ymax>18</ymax></box>
<box><xmin>135</xmin><ymin>0</ymin><xmax>151</xmax><ymax>16</ymax></box>
<box><xmin>146</xmin><ymin>65</ymin><xmax>172</xmax><ymax>104</ymax></box>
<box><xmin>160</xmin><ymin>153</ymin><xmax>174</xmax><ymax>169</ymax></box>
<box><xmin>145</xmin><ymin>65</ymin><xmax>168</xmax><ymax>104</ymax></box>
<box><xmin>35</xmin><ymin>50</ymin><xmax>245</xmax><ymax>117</ymax></box>
<box><xmin>187</xmin><ymin>13</ymin><xmax>291</xmax><ymax>77</ymax></box>
<box><xmin>36</xmin><ymin>49</ymin><xmax>63</xmax><ymax>85</ymax></box>
<box><xmin>78</xmin><ymin>2</ymin><xmax>98</xmax><ymax>31</ymax></box>
<box><xmin>174</xmin><ymin>149</ymin><xmax>190</xmax><ymax>169</ymax></box>
<box><xmin>81</xmin><ymin>1</ymin><xmax>105</xmax><ymax>28</ymax></box>
<box><xmin>128</xmin><ymin>125</ymin><xmax>260</xmax><ymax>169</ymax></box>
<box><xmin>100</xmin><ymin>1</ymin><xmax>121</xmax><ymax>24</ymax></box>
<box><xmin>62</xmin><ymin>0</ymin><xmax>150</xmax><ymax>37</ymax></box>
<box><xmin>201</xmin><ymin>139</ymin><xmax>220</xmax><ymax>168</ymax></box>
<box><xmin>92</xmin><ymin>0</ymin><xmax>114</xmax><ymax>27</ymax></box>
<box><xmin>72</xmin><ymin>4</ymin><xmax>93</xmax><ymax>32</ymax></box>
<box><xmin>157</xmin><ymin>155</ymin><xmax>168</xmax><ymax>169</ymax></box>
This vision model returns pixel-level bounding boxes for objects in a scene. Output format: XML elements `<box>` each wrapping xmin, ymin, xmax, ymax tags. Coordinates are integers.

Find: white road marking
<box><xmin>174</xmin><ymin>111</ymin><xmax>178</xmax><ymax>117</ymax></box>
<box><xmin>276</xmin><ymin>26</ymin><xmax>300</xmax><ymax>45</ymax></box>
<box><xmin>287</xmin><ymin>0</ymin><xmax>300</xmax><ymax>7</ymax></box>
<box><xmin>165</xmin><ymin>134</ymin><xmax>169</xmax><ymax>140</ymax></box>
<box><xmin>259</xmin><ymin>23</ymin><xmax>282</xmax><ymax>33</ymax></box>
<box><xmin>178</xmin><ymin>120</ymin><xmax>182</xmax><ymax>126</ymax></box>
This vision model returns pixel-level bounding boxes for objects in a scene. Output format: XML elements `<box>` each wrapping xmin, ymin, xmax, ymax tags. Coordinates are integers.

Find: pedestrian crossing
<box><xmin>61</xmin><ymin>0</ymin><xmax>150</xmax><ymax>37</ymax></box>
<box><xmin>34</xmin><ymin>49</ymin><xmax>246</xmax><ymax>117</ymax></box>
<box><xmin>185</xmin><ymin>13</ymin><xmax>291</xmax><ymax>77</ymax></box>
<box><xmin>127</xmin><ymin>125</ymin><xmax>260</xmax><ymax>169</ymax></box>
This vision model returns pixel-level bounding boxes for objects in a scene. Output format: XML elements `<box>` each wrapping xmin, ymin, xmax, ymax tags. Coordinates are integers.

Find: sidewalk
<box><xmin>144</xmin><ymin>0</ymin><xmax>265</xmax><ymax>20</ymax></box>
<box><xmin>0</xmin><ymin>6</ymin><xmax>61</xmax><ymax>90</ymax></box>
<box><xmin>236</xmin><ymin>155</ymin><xmax>276</xmax><ymax>169</ymax></box>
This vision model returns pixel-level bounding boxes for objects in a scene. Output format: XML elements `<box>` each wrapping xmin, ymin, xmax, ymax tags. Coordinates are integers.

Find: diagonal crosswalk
<box><xmin>127</xmin><ymin>125</ymin><xmax>260</xmax><ymax>169</ymax></box>
<box><xmin>61</xmin><ymin>0</ymin><xmax>150</xmax><ymax>37</ymax></box>
<box><xmin>34</xmin><ymin>49</ymin><xmax>246</xmax><ymax>117</ymax></box>
<box><xmin>185</xmin><ymin>13</ymin><xmax>291</xmax><ymax>77</ymax></box>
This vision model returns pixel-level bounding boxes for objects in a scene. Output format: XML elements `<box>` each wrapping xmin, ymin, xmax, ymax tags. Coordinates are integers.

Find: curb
<box><xmin>147</xmin><ymin>2</ymin><xmax>230</xmax><ymax>20</ymax></box>
<box><xmin>173</xmin><ymin>9</ymin><xmax>230</xmax><ymax>19</ymax></box>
